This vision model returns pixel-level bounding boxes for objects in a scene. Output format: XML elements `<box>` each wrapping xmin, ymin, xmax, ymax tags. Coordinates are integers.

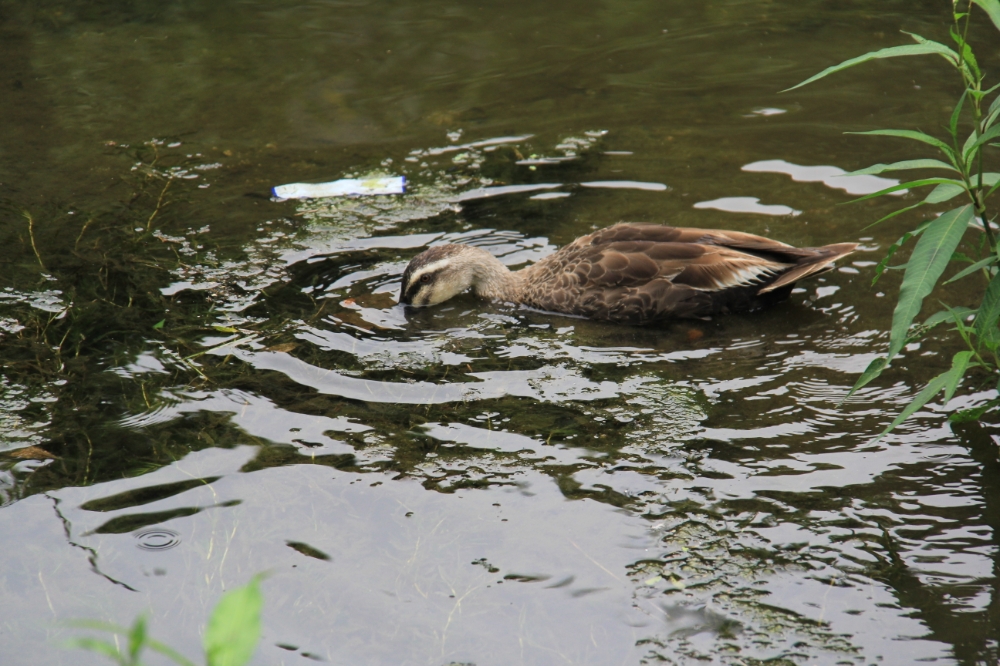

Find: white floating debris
<box><xmin>580</xmin><ymin>180</ymin><xmax>668</xmax><ymax>191</ymax></box>
<box><xmin>694</xmin><ymin>196</ymin><xmax>800</xmax><ymax>216</ymax></box>
<box><xmin>272</xmin><ymin>176</ymin><xmax>406</xmax><ymax>200</ymax></box>
<box><xmin>749</xmin><ymin>107</ymin><xmax>787</xmax><ymax>116</ymax></box>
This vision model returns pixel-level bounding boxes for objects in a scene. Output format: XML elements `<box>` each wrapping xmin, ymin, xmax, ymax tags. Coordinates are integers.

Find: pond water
<box><xmin>1</xmin><ymin>1</ymin><xmax>998</xmax><ymax>664</ymax></box>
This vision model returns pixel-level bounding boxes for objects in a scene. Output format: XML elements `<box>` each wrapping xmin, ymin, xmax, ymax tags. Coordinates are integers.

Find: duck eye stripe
<box><xmin>403</xmin><ymin>269</ymin><xmax>439</xmax><ymax>300</ymax></box>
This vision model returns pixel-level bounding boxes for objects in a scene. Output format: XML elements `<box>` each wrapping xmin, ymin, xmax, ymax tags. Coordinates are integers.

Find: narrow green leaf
<box><xmin>880</xmin><ymin>349</ymin><xmax>978</xmax><ymax>437</ymax></box>
<box><xmin>989</xmin><ymin>88</ymin><xmax>1000</xmax><ymax>117</ymax></box>
<box><xmin>972</xmin><ymin>0</ymin><xmax>1000</xmax><ymax>33</ymax></box>
<box><xmin>872</xmin><ymin>231</ymin><xmax>914</xmax><ymax>286</ymax></box>
<box><xmin>945</xmin><ymin>256</ymin><xmax>997</xmax><ymax>283</ymax></box>
<box><xmin>846</xmin><ymin>129</ymin><xmax>957</xmax><ymax>160</ymax></box>
<box><xmin>879</xmin><ymin>370</ymin><xmax>953</xmax><ymax>437</ymax></box>
<box><xmin>923</xmin><ymin>181</ymin><xmax>967</xmax><ymax>204</ymax></box>
<box><xmin>863</xmin><ymin>202</ymin><xmax>927</xmax><ymax>230</ymax></box>
<box><xmin>963</xmin><ymin>127</ymin><xmax>979</xmax><ymax>160</ymax></box>
<box><xmin>781</xmin><ymin>41</ymin><xmax>959</xmax><ymax>92</ymax></box>
<box><xmin>974</xmin><ymin>270</ymin><xmax>1000</xmax><ymax>348</ymax></box>
<box><xmin>845</xmin><ymin>356</ymin><xmax>887</xmax><ymax>400</ymax></box>
<box><xmin>984</xmin><ymin>104</ymin><xmax>1000</xmax><ymax>133</ymax></box>
<box><xmin>950</xmin><ymin>89</ymin><xmax>969</xmax><ymax>140</ymax></box>
<box><xmin>128</xmin><ymin>616</ymin><xmax>147</xmax><ymax>663</ymax></box>
<box><xmin>924</xmin><ymin>306</ymin><xmax>976</xmax><ymax>327</ymax></box>
<box><xmin>887</xmin><ymin>205</ymin><xmax>974</xmax><ymax>360</ymax></box>
<box><xmin>949</xmin><ymin>28</ymin><xmax>981</xmax><ymax>79</ymax></box>
<box><xmin>943</xmin><ymin>351</ymin><xmax>976</xmax><ymax>403</ymax></box>
<box><xmin>843</xmin><ymin>159</ymin><xmax>958</xmax><ymax>176</ymax></box>
<box><xmin>205</xmin><ymin>576</ymin><xmax>264</xmax><ymax>666</ymax></box>
<box><xmin>984</xmin><ymin>178</ymin><xmax>1000</xmax><ymax>200</ymax></box>
<box><xmin>945</xmin><ymin>303</ymin><xmax>978</xmax><ymax>349</ymax></box>
<box><xmin>965</xmin><ymin>124</ymin><xmax>1000</xmax><ymax>158</ymax></box>
<box><xmin>847</xmin><ymin>178</ymin><xmax>961</xmax><ymax>204</ymax></box>
<box><xmin>152</xmin><ymin>319</ymin><xmax>166</xmax><ymax>330</ymax></box>
<box><xmin>870</xmin><ymin>220</ymin><xmax>934</xmax><ymax>285</ymax></box>
<box><xmin>65</xmin><ymin>637</ymin><xmax>123</xmax><ymax>662</ymax></box>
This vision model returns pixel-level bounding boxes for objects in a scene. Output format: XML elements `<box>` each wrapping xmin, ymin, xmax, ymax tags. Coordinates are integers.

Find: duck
<box><xmin>398</xmin><ymin>223</ymin><xmax>857</xmax><ymax>324</ymax></box>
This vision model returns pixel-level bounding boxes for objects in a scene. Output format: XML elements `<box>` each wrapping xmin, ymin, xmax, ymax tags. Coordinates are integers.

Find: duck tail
<box><xmin>758</xmin><ymin>242</ymin><xmax>858</xmax><ymax>294</ymax></box>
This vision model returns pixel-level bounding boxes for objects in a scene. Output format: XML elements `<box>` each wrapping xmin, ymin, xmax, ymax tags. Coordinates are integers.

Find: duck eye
<box><xmin>420</xmin><ymin>275</ymin><xmax>430</xmax><ymax>283</ymax></box>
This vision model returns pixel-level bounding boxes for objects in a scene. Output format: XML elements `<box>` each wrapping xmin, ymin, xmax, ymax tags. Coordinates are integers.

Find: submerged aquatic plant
<box><xmin>65</xmin><ymin>574</ymin><xmax>264</xmax><ymax>666</ymax></box>
<box><xmin>786</xmin><ymin>0</ymin><xmax>1000</xmax><ymax>433</ymax></box>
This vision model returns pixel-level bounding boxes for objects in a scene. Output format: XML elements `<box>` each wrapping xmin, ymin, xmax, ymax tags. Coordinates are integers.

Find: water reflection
<box><xmin>0</xmin><ymin>1</ymin><xmax>997</xmax><ymax>664</ymax></box>
<box><xmin>693</xmin><ymin>196</ymin><xmax>801</xmax><ymax>216</ymax></box>
<box><xmin>743</xmin><ymin>159</ymin><xmax>903</xmax><ymax>196</ymax></box>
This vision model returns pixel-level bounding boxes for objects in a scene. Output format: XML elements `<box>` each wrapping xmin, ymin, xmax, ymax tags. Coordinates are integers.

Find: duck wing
<box><xmin>518</xmin><ymin>223</ymin><xmax>857</xmax><ymax>323</ymax></box>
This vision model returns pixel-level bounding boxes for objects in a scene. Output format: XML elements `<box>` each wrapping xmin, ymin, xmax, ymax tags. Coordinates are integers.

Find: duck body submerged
<box><xmin>399</xmin><ymin>223</ymin><xmax>857</xmax><ymax>325</ymax></box>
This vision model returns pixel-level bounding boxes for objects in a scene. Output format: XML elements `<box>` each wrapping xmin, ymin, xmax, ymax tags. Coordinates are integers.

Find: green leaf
<box><xmin>843</xmin><ymin>159</ymin><xmax>958</xmax><ymax>176</ymax></box>
<box><xmin>972</xmin><ymin>0</ymin><xmax>1000</xmax><ymax>33</ymax></box>
<box><xmin>923</xmin><ymin>181</ymin><xmax>967</xmax><ymax>204</ymax></box>
<box><xmin>963</xmin><ymin>126</ymin><xmax>980</xmax><ymax>160</ymax></box>
<box><xmin>870</xmin><ymin>220</ymin><xmax>934</xmax><ymax>285</ymax></box>
<box><xmin>846</xmin><ymin>129</ymin><xmax>957</xmax><ymax>160</ymax></box>
<box><xmin>943</xmin><ymin>351</ymin><xmax>976</xmax><ymax>403</ymax></box>
<box><xmin>65</xmin><ymin>637</ymin><xmax>124</xmax><ymax>662</ymax></box>
<box><xmin>128</xmin><ymin>616</ymin><xmax>147</xmax><ymax>663</ymax></box>
<box><xmin>971</xmin><ymin>172</ymin><xmax>1000</xmax><ymax>189</ymax></box>
<box><xmin>887</xmin><ymin>205</ymin><xmax>974</xmax><ymax>360</ymax></box>
<box><xmin>950</xmin><ymin>89</ymin><xmax>969</xmax><ymax>140</ymax></box>
<box><xmin>205</xmin><ymin>576</ymin><xmax>264</xmax><ymax>666</ymax></box>
<box><xmin>863</xmin><ymin>202</ymin><xmax>927</xmax><ymax>230</ymax></box>
<box><xmin>949</xmin><ymin>27</ymin><xmax>981</xmax><ymax>79</ymax></box>
<box><xmin>879</xmin><ymin>351</ymin><xmax>972</xmax><ymax>438</ymax></box>
<box><xmin>945</xmin><ymin>302</ymin><xmax>978</xmax><ymax>349</ymax></box>
<box><xmin>983</xmin><ymin>104</ymin><xmax>1000</xmax><ymax>133</ymax></box>
<box><xmin>965</xmin><ymin>124</ymin><xmax>1000</xmax><ymax>158</ymax></box>
<box><xmin>985</xmin><ymin>178</ymin><xmax>1000</xmax><ymax>200</ymax></box>
<box><xmin>974</xmin><ymin>270</ymin><xmax>1000</xmax><ymax>348</ymax></box>
<box><xmin>152</xmin><ymin>319</ymin><xmax>165</xmax><ymax>330</ymax></box>
<box><xmin>872</xmin><ymin>232</ymin><xmax>914</xmax><ymax>286</ymax></box>
<box><xmin>847</xmin><ymin>178</ymin><xmax>962</xmax><ymax>205</ymax></box>
<box><xmin>845</xmin><ymin>356</ymin><xmax>888</xmax><ymax>400</ymax></box>
<box><xmin>989</xmin><ymin>88</ymin><xmax>1000</xmax><ymax>118</ymax></box>
<box><xmin>945</xmin><ymin>255</ymin><xmax>997</xmax><ymax>283</ymax></box>
<box><xmin>924</xmin><ymin>306</ymin><xmax>976</xmax><ymax>327</ymax></box>
<box><xmin>781</xmin><ymin>40</ymin><xmax>959</xmax><ymax>92</ymax></box>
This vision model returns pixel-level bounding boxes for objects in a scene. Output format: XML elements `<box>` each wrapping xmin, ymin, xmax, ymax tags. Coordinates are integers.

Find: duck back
<box><xmin>516</xmin><ymin>223</ymin><xmax>856</xmax><ymax>324</ymax></box>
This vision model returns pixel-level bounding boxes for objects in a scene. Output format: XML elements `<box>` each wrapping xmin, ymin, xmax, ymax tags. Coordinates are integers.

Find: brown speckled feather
<box><xmin>514</xmin><ymin>223</ymin><xmax>856</xmax><ymax>324</ymax></box>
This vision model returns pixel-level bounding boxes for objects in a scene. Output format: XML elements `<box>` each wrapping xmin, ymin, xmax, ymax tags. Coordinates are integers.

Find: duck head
<box><xmin>399</xmin><ymin>244</ymin><xmax>479</xmax><ymax>306</ymax></box>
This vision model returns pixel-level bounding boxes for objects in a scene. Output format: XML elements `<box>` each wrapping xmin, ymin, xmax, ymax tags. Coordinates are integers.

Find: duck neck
<box><xmin>464</xmin><ymin>246</ymin><xmax>523</xmax><ymax>302</ymax></box>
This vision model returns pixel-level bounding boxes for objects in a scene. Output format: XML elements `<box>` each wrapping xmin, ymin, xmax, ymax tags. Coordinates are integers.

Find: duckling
<box><xmin>399</xmin><ymin>223</ymin><xmax>857</xmax><ymax>324</ymax></box>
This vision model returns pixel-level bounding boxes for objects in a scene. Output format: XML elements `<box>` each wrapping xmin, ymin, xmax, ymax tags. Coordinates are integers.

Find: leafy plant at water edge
<box><xmin>785</xmin><ymin>0</ymin><xmax>1000</xmax><ymax>434</ymax></box>
<box><xmin>65</xmin><ymin>574</ymin><xmax>264</xmax><ymax>666</ymax></box>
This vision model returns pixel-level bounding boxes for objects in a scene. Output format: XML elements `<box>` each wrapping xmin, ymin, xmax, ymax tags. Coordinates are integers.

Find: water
<box><xmin>1</xmin><ymin>1</ymin><xmax>997</xmax><ymax>664</ymax></box>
